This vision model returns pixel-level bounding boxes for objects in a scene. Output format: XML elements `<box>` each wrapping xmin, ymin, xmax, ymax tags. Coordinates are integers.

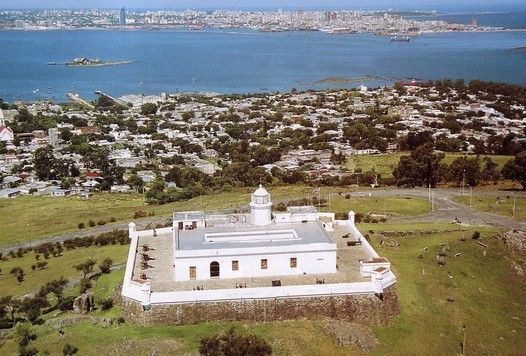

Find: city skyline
<box><xmin>1</xmin><ymin>0</ymin><xmax>525</xmax><ymax>11</ymax></box>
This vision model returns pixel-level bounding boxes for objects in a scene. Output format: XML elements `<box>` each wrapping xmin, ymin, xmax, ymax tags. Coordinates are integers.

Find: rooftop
<box><xmin>175</xmin><ymin>220</ymin><xmax>333</xmax><ymax>251</ymax></box>
<box><xmin>132</xmin><ymin>224</ymin><xmax>370</xmax><ymax>292</ymax></box>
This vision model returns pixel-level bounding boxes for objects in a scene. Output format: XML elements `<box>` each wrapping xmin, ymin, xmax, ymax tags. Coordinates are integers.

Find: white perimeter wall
<box><xmin>122</xmin><ymin>213</ymin><xmax>397</xmax><ymax>307</ymax></box>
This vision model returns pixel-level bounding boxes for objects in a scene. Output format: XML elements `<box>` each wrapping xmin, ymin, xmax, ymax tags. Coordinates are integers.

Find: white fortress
<box><xmin>121</xmin><ymin>186</ymin><xmax>398</xmax><ymax>325</ymax></box>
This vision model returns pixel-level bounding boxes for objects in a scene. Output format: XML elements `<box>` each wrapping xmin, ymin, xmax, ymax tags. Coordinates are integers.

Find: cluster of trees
<box><xmin>393</xmin><ymin>143</ymin><xmax>526</xmax><ymax>189</ymax></box>
<box><xmin>32</xmin><ymin>145</ymin><xmax>125</xmax><ymax>191</ymax></box>
<box><xmin>9</xmin><ymin>108</ymin><xmax>57</xmax><ymax>134</ymax></box>
<box><xmin>146</xmin><ymin>162</ymin><xmax>273</xmax><ymax>204</ymax></box>
<box><xmin>63</xmin><ymin>230</ymin><xmax>129</xmax><ymax>249</ymax></box>
<box><xmin>33</xmin><ymin>146</ymin><xmax>79</xmax><ymax>181</ymax></box>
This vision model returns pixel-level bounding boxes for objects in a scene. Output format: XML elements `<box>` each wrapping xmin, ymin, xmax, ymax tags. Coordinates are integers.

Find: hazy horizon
<box><xmin>1</xmin><ymin>0</ymin><xmax>525</xmax><ymax>12</ymax></box>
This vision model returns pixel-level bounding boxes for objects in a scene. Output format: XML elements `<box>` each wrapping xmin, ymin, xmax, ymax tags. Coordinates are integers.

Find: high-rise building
<box><xmin>119</xmin><ymin>7</ymin><xmax>126</xmax><ymax>27</ymax></box>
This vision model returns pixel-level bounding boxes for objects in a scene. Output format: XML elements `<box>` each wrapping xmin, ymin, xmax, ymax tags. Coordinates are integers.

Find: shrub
<box><xmin>133</xmin><ymin>210</ymin><xmax>148</xmax><ymax>219</ymax></box>
<box><xmin>36</xmin><ymin>261</ymin><xmax>48</xmax><ymax>270</ymax></box>
<box><xmin>78</xmin><ymin>223</ymin><xmax>85</xmax><ymax>229</ymax></box>
<box><xmin>198</xmin><ymin>328</ymin><xmax>272</xmax><ymax>356</ymax></box>
<box><xmin>58</xmin><ymin>296</ymin><xmax>76</xmax><ymax>311</ymax></box>
<box><xmin>63</xmin><ymin>343</ymin><xmax>79</xmax><ymax>355</ymax></box>
<box><xmin>100</xmin><ymin>298</ymin><xmax>114</xmax><ymax>311</ymax></box>
<box><xmin>88</xmin><ymin>220</ymin><xmax>96</xmax><ymax>227</ymax></box>
<box><xmin>335</xmin><ymin>212</ymin><xmax>348</xmax><ymax>220</ymax></box>
<box><xmin>79</xmin><ymin>279</ymin><xmax>92</xmax><ymax>294</ymax></box>
<box><xmin>97</xmin><ymin>220</ymin><xmax>106</xmax><ymax>226</ymax></box>
<box><xmin>354</xmin><ymin>213</ymin><xmax>364</xmax><ymax>223</ymax></box>
<box><xmin>345</xmin><ymin>194</ymin><xmax>351</xmax><ymax>199</ymax></box>
<box><xmin>98</xmin><ymin>258</ymin><xmax>113</xmax><ymax>274</ymax></box>
<box><xmin>274</xmin><ymin>202</ymin><xmax>287</xmax><ymax>212</ymax></box>
<box><xmin>472</xmin><ymin>231</ymin><xmax>481</xmax><ymax>240</ymax></box>
<box><xmin>109</xmin><ymin>217</ymin><xmax>116</xmax><ymax>223</ymax></box>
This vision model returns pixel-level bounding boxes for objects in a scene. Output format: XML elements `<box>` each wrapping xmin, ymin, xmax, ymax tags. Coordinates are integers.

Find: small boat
<box><xmin>390</xmin><ymin>35</ymin><xmax>410</xmax><ymax>42</ymax></box>
<box><xmin>47</xmin><ymin>62</ymin><xmax>58</xmax><ymax>65</ymax></box>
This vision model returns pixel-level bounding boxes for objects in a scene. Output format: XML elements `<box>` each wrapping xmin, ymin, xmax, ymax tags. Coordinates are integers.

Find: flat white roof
<box><xmin>175</xmin><ymin>220</ymin><xmax>333</xmax><ymax>251</ymax></box>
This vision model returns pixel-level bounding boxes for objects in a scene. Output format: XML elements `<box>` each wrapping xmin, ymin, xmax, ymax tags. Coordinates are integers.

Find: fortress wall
<box><xmin>121</xmin><ymin>285</ymin><xmax>399</xmax><ymax>326</ymax></box>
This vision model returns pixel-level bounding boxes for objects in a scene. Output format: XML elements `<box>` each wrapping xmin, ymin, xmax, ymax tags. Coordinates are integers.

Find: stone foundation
<box><xmin>121</xmin><ymin>286</ymin><xmax>399</xmax><ymax>326</ymax></box>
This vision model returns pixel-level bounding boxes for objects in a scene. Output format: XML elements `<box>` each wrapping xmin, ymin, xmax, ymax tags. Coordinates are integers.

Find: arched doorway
<box><xmin>210</xmin><ymin>261</ymin><xmax>220</xmax><ymax>278</ymax></box>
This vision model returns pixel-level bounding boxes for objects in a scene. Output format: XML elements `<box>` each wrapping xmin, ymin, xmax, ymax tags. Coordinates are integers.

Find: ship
<box><xmin>390</xmin><ymin>35</ymin><xmax>411</xmax><ymax>42</ymax></box>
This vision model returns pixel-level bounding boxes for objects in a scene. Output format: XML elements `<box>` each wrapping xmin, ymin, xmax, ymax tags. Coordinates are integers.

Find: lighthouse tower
<box><xmin>250</xmin><ymin>185</ymin><xmax>272</xmax><ymax>226</ymax></box>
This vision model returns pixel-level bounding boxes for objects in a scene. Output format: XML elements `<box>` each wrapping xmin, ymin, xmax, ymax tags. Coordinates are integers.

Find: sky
<box><xmin>0</xmin><ymin>0</ymin><xmax>525</xmax><ymax>11</ymax></box>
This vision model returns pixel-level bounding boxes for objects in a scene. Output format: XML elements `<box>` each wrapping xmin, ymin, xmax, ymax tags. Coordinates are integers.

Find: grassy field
<box><xmin>453</xmin><ymin>195</ymin><xmax>526</xmax><ymax>221</ymax></box>
<box><xmin>0</xmin><ymin>186</ymin><xmax>432</xmax><ymax>246</ymax></box>
<box><xmin>368</xmin><ymin>223</ymin><xmax>525</xmax><ymax>355</ymax></box>
<box><xmin>1</xmin><ymin>222</ymin><xmax>524</xmax><ymax>355</ymax></box>
<box><xmin>0</xmin><ymin>244</ymin><xmax>129</xmax><ymax>297</ymax></box>
<box><xmin>0</xmin><ymin>187</ymin><xmax>312</xmax><ymax>246</ymax></box>
<box><xmin>346</xmin><ymin>153</ymin><xmax>513</xmax><ymax>178</ymax></box>
<box><xmin>329</xmin><ymin>195</ymin><xmax>430</xmax><ymax>217</ymax></box>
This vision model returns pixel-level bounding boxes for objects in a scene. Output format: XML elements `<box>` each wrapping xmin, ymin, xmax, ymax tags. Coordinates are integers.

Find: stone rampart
<box><xmin>121</xmin><ymin>285</ymin><xmax>399</xmax><ymax>326</ymax></box>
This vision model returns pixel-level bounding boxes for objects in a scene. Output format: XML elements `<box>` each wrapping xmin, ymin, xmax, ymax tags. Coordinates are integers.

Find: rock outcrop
<box><xmin>73</xmin><ymin>292</ymin><xmax>94</xmax><ymax>313</ymax></box>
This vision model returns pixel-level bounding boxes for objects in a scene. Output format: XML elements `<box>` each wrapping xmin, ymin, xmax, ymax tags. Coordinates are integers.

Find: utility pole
<box><xmin>461</xmin><ymin>169</ymin><xmax>466</xmax><ymax>196</ymax></box>
<box><xmin>431</xmin><ymin>190</ymin><xmax>435</xmax><ymax>212</ymax></box>
<box><xmin>428</xmin><ymin>184</ymin><xmax>431</xmax><ymax>203</ymax></box>
<box><xmin>140</xmin><ymin>81</ymin><xmax>144</xmax><ymax>106</ymax></box>
<box><xmin>512</xmin><ymin>195</ymin><xmax>516</xmax><ymax>219</ymax></box>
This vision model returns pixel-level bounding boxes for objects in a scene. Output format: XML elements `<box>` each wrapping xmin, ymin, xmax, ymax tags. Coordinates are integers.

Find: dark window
<box><xmin>290</xmin><ymin>257</ymin><xmax>297</xmax><ymax>268</ymax></box>
<box><xmin>210</xmin><ymin>261</ymin><xmax>220</xmax><ymax>277</ymax></box>
<box><xmin>232</xmin><ymin>260</ymin><xmax>239</xmax><ymax>271</ymax></box>
<box><xmin>261</xmin><ymin>259</ymin><xmax>268</xmax><ymax>269</ymax></box>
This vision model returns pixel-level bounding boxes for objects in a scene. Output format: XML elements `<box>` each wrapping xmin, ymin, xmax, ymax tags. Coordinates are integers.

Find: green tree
<box><xmin>140</xmin><ymin>103</ymin><xmax>158</xmax><ymax>115</ymax></box>
<box><xmin>448</xmin><ymin>156</ymin><xmax>481</xmax><ymax>187</ymax></box>
<box><xmin>393</xmin><ymin>143</ymin><xmax>445</xmax><ymax>187</ymax></box>
<box><xmin>502</xmin><ymin>151</ymin><xmax>526</xmax><ymax>190</ymax></box>
<box><xmin>33</xmin><ymin>146</ymin><xmax>56</xmax><ymax>180</ymax></box>
<box><xmin>74</xmin><ymin>259</ymin><xmax>96</xmax><ymax>279</ymax></box>
<box><xmin>98</xmin><ymin>258</ymin><xmax>113</xmax><ymax>274</ymax></box>
<box><xmin>481</xmin><ymin>157</ymin><xmax>500</xmax><ymax>184</ymax></box>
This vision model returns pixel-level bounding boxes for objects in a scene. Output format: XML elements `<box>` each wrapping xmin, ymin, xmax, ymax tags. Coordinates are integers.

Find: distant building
<box><xmin>0</xmin><ymin>112</ymin><xmax>14</xmax><ymax>142</ymax></box>
<box><xmin>119</xmin><ymin>7</ymin><xmax>126</xmax><ymax>27</ymax></box>
<box><xmin>48</xmin><ymin>128</ymin><xmax>60</xmax><ymax>146</ymax></box>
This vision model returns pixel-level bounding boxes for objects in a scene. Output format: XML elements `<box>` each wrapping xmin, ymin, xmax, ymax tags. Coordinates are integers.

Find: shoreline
<box><xmin>2</xmin><ymin>27</ymin><xmax>526</xmax><ymax>34</ymax></box>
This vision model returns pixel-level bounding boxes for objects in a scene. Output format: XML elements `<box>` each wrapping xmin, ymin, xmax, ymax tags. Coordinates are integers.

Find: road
<box><xmin>346</xmin><ymin>188</ymin><xmax>525</xmax><ymax>230</ymax></box>
<box><xmin>1</xmin><ymin>188</ymin><xmax>524</xmax><ymax>253</ymax></box>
